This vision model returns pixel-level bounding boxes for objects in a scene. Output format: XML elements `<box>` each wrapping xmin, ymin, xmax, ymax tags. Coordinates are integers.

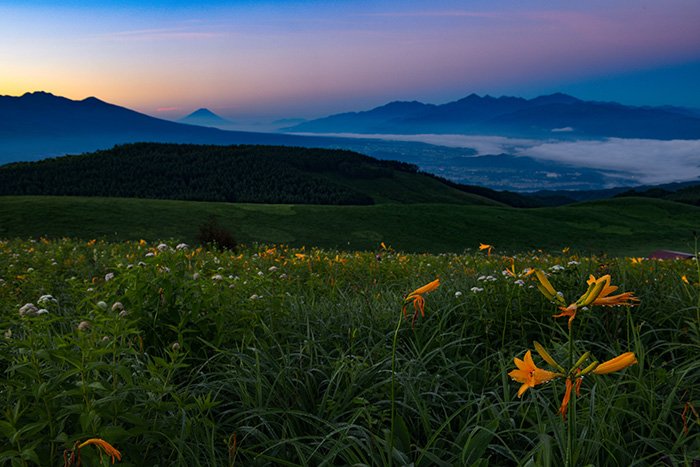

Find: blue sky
<box><xmin>1</xmin><ymin>0</ymin><xmax>699</xmax><ymax>120</ymax></box>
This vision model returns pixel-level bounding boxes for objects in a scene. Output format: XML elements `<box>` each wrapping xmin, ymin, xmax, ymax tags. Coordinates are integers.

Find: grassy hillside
<box><xmin>1</xmin><ymin>196</ymin><xmax>698</xmax><ymax>255</ymax></box>
<box><xmin>0</xmin><ymin>143</ymin><xmax>498</xmax><ymax>206</ymax></box>
<box><xmin>616</xmin><ymin>182</ymin><xmax>700</xmax><ymax>206</ymax></box>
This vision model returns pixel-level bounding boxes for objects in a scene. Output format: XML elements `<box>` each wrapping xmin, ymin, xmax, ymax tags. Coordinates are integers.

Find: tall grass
<box><xmin>0</xmin><ymin>238</ymin><xmax>698</xmax><ymax>465</ymax></box>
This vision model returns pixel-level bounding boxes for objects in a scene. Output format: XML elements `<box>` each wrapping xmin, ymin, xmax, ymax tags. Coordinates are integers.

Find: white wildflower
<box><xmin>455</xmin><ymin>291</ymin><xmax>463</xmax><ymax>298</ymax></box>
<box><xmin>486</xmin><ymin>275</ymin><xmax>497</xmax><ymax>282</ymax></box>
<box><xmin>36</xmin><ymin>309</ymin><xmax>49</xmax><ymax>315</ymax></box>
<box><xmin>112</xmin><ymin>302</ymin><xmax>124</xmax><ymax>312</ymax></box>
<box><xmin>118</xmin><ymin>310</ymin><xmax>129</xmax><ymax>318</ymax></box>
<box><xmin>249</xmin><ymin>294</ymin><xmax>261</xmax><ymax>300</ymax></box>
<box><xmin>514</xmin><ymin>280</ymin><xmax>525</xmax><ymax>287</ymax></box>
<box><xmin>211</xmin><ymin>274</ymin><xmax>223</xmax><ymax>281</ymax></box>
<box><xmin>157</xmin><ymin>243</ymin><xmax>168</xmax><ymax>251</ymax></box>
<box><xmin>19</xmin><ymin>303</ymin><xmax>39</xmax><ymax>317</ymax></box>
<box><xmin>145</xmin><ymin>252</ymin><xmax>155</xmax><ymax>258</ymax></box>
<box><xmin>4</xmin><ymin>329</ymin><xmax>11</xmax><ymax>339</ymax></box>
<box><xmin>257</xmin><ymin>271</ymin><xmax>264</xmax><ymax>276</ymax></box>
<box><xmin>477</xmin><ymin>275</ymin><xmax>486</xmax><ymax>281</ymax></box>
<box><xmin>470</xmin><ymin>287</ymin><xmax>484</xmax><ymax>293</ymax></box>
<box><xmin>77</xmin><ymin>321</ymin><xmax>90</xmax><ymax>331</ymax></box>
<box><xmin>176</xmin><ymin>243</ymin><xmax>189</xmax><ymax>250</ymax></box>
<box><xmin>171</xmin><ymin>342</ymin><xmax>181</xmax><ymax>351</ymax></box>
<box><xmin>268</xmin><ymin>266</ymin><xmax>278</xmax><ymax>272</ymax></box>
<box><xmin>37</xmin><ymin>294</ymin><xmax>58</xmax><ymax>306</ymax></box>
<box><xmin>549</xmin><ymin>264</ymin><xmax>565</xmax><ymax>272</ymax></box>
<box><xmin>97</xmin><ymin>301</ymin><xmax>108</xmax><ymax>310</ymax></box>
<box><xmin>193</xmin><ymin>273</ymin><xmax>200</xmax><ymax>280</ymax></box>
<box><xmin>567</xmin><ymin>260</ymin><xmax>580</xmax><ymax>266</ymax></box>
<box><xmin>104</xmin><ymin>272</ymin><xmax>115</xmax><ymax>282</ymax></box>
<box><xmin>279</xmin><ymin>273</ymin><xmax>287</xmax><ymax>279</ymax></box>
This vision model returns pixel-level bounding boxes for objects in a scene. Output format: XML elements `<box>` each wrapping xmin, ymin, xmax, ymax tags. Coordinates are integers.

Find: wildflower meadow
<box><xmin>0</xmin><ymin>238</ymin><xmax>698</xmax><ymax>465</ymax></box>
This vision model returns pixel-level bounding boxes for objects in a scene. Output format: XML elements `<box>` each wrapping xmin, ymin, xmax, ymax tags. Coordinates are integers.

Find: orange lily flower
<box><xmin>553</xmin><ymin>303</ymin><xmax>578</xmax><ymax>330</ymax></box>
<box><xmin>508</xmin><ymin>350</ymin><xmax>562</xmax><ymax>397</ymax></box>
<box><xmin>402</xmin><ymin>278</ymin><xmax>440</xmax><ymax>327</ymax></box>
<box><xmin>585</xmin><ymin>275</ymin><xmax>639</xmax><ymax>307</ymax></box>
<box><xmin>479</xmin><ymin>243</ymin><xmax>493</xmax><ymax>256</ymax></box>
<box><xmin>78</xmin><ymin>438</ymin><xmax>122</xmax><ymax>463</ymax></box>
<box><xmin>505</xmin><ymin>258</ymin><xmax>535</xmax><ymax>278</ymax></box>
<box><xmin>65</xmin><ymin>438</ymin><xmax>122</xmax><ymax>466</ymax></box>
<box><xmin>541</xmin><ymin>274</ymin><xmax>638</xmax><ymax>329</ymax></box>
<box><xmin>592</xmin><ymin>352</ymin><xmax>638</xmax><ymax>375</ymax></box>
<box><xmin>559</xmin><ymin>375</ymin><xmax>583</xmax><ymax>419</ymax></box>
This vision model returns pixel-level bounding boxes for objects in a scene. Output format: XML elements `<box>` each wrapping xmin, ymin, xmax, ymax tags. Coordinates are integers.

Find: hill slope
<box><xmin>0</xmin><ymin>143</ymin><xmax>498</xmax><ymax>206</ymax></box>
<box><xmin>0</xmin><ymin>196</ymin><xmax>697</xmax><ymax>255</ymax></box>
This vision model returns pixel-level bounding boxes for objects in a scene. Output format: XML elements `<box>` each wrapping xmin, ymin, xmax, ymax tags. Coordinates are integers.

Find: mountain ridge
<box><xmin>0</xmin><ymin>92</ymin><xmax>349</xmax><ymax>164</ymax></box>
<box><xmin>284</xmin><ymin>92</ymin><xmax>700</xmax><ymax>139</ymax></box>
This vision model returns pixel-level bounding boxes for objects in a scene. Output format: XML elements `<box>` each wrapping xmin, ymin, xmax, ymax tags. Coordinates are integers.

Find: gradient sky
<box><xmin>2</xmin><ymin>0</ymin><xmax>700</xmax><ymax>121</ymax></box>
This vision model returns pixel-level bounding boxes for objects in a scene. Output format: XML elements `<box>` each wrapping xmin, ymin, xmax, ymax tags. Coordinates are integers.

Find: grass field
<box><xmin>1</xmin><ymin>195</ymin><xmax>700</xmax><ymax>256</ymax></box>
<box><xmin>0</xmin><ymin>238</ymin><xmax>698</xmax><ymax>465</ymax></box>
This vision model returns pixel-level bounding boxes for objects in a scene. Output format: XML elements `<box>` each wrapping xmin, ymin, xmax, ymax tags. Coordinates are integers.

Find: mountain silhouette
<box><xmin>284</xmin><ymin>92</ymin><xmax>700</xmax><ymax>139</ymax></box>
<box><xmin>179</xmin><ymin>108</ymin><xmax>232</xmax><ymax>128</ymax></box>
<box><xmin>0</xmin><ymin>92</ymin><xmax>338</xmax><ymax>163</ymax></box>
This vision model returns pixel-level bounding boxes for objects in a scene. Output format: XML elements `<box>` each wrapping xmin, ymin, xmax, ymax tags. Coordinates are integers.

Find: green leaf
<box><xmin>461</xmin><ymin>420</ymin><xmax>497</xmax><ymax>465</ymax></box>
<box><xmin>17</xmin><ymin>421</ymin><xmax>47</xmax><ymax>438</ymax></box>
<box><xmin>0</xmin><ymin>421</ymin><xmax>17</xmax><ymax>439</ymax></box>
<box><xmin>20</xmin><ymin>448</ymin><xmax>40</xmax><ymax>465</ymax></box>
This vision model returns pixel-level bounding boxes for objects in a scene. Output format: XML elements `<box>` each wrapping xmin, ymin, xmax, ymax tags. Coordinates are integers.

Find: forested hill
<box><xmin>0</xmin><ymin>143</ymin><xmax>498</xmax><ymax>206</ymax></box>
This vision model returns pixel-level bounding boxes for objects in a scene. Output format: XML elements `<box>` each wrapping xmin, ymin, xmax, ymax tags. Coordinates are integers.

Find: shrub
<box><xmin>196</xmin><ymin>216</ymin><xmax>237</xmax><ymax>250</ymax></box>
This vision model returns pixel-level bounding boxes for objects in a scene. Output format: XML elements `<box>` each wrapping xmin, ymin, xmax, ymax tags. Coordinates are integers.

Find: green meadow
<box><xmin>1</xmin><ymin>195</ymin><xmax>699</xmax><ymax>256</ymax></box>
<box><xmin>0</xmin><ymin>238</ymin><xmax>698</xmax><ymax>465</ymax></box>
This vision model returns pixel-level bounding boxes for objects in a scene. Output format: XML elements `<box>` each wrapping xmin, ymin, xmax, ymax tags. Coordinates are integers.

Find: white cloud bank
<box><xmin>296</xmin><ymin>132</ymin><xmax>700</xmax><ymax>185</ymax></box>
<box><xmin>517</xmin><ymin>138</ymin><xmax>700</xmax><ymax>185</ymax></box>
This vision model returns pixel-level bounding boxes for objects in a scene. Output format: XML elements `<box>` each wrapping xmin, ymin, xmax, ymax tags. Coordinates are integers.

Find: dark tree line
<box><xmin>0</xmin><ymin>143</ymin><xmax>419</xmax><ymax>205</ymax></box>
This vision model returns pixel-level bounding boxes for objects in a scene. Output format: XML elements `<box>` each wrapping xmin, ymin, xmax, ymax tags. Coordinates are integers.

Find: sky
<box><xmin>1</xmin><ymin>0</ymin><xmax>700</xmax><ymax>122</ymax></box>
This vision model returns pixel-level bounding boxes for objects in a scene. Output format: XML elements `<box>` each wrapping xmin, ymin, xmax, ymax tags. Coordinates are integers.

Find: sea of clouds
<box><xmin>307</xmin><ymin>133</ymin><xmax>700</xmax><ymax>186</ymax></box>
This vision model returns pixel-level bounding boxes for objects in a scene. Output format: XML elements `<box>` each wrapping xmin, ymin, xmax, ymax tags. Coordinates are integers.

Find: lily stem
<box><xmin>566</xmin><ymin>323</ymin><xmax>575</xmax><ymax>467</ymax></box>
<box><xmin>389</xmin><ymin>312</ymin><xmax>403</xmax><ymax>467</ymax></box>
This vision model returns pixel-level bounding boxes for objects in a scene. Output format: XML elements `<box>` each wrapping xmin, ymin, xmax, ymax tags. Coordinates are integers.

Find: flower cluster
<box><xmin>510</xmin><ymin>271</ymin><xmax>639</xmax><ymax>422</ymax></box>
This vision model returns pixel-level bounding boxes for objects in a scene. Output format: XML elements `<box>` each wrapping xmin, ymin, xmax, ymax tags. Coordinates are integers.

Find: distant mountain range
<box><xmin>179</xmin><ymin>108</ymin><xmax>232</xmax><ymax>128</ymax></box>
<box><xmin>0</xmin><ymin>92</ymin><xmax>340</xmax><ymax>164</ymax></box>
<box><xmin>3</xmin><ymin>91</ymin><xmax>699</xmax><ymax>192</ymax></box>
<box><xmin>284</xmin><ymin>92</ymin><xmax>700</xmax><ymax>139</ymax></box>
